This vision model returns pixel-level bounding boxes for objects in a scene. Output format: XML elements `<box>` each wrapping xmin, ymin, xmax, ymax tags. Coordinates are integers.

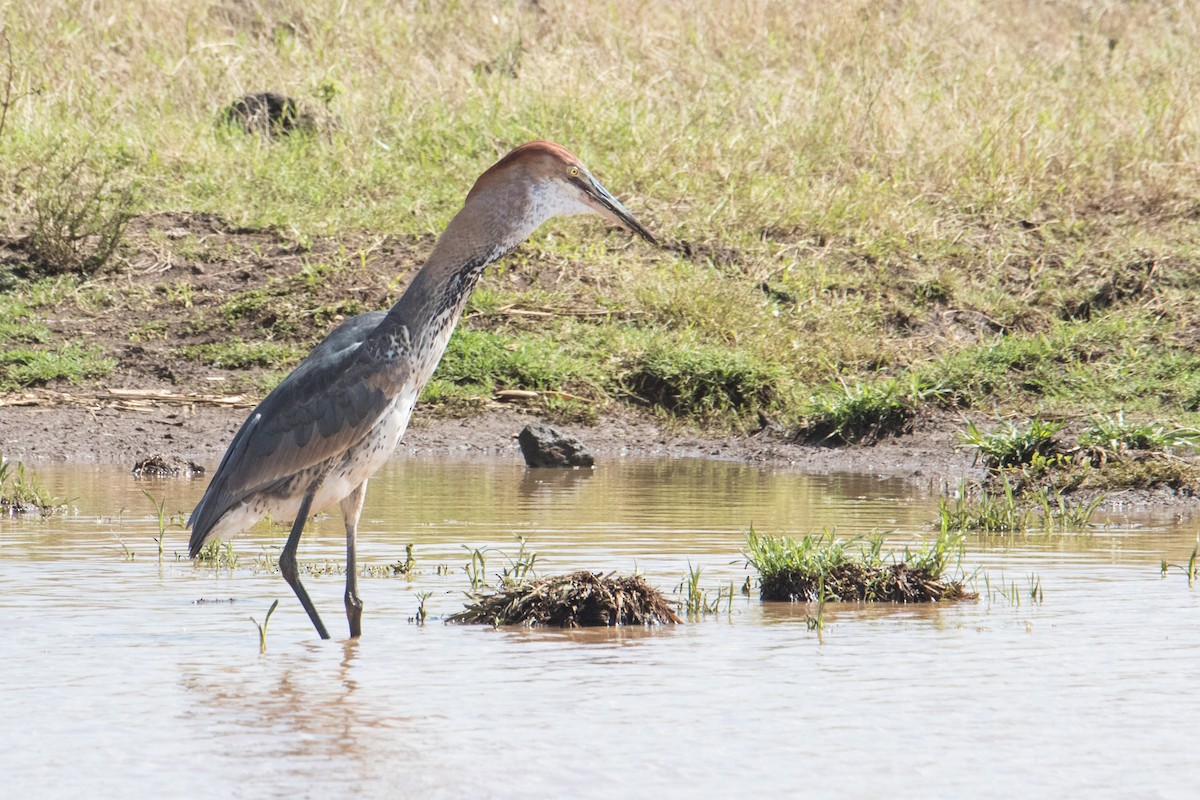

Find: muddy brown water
<box><xmin>3</xmin><ymin>458</ymin><xmax>1198</xmax><ymax>799</ymax></box>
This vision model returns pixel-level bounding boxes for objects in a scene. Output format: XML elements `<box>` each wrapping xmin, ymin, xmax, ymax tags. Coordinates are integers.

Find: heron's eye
<box><xmin>569</xmin><ymin>167</ymin><xmax>580</xmax><ymax>178</ymax></box>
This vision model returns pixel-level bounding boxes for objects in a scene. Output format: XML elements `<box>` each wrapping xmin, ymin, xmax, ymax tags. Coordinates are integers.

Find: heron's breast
<box><xmin>313</xmin><ymin>390</ymin><xmax>419</xmax><ymax>507</ymax></box>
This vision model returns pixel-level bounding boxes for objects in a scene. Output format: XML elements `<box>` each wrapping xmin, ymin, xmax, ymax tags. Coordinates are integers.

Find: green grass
<box><xmin>0</xmin><ymin>343</ymin><xmax>116</xmax><ymax>390</ymax></box>
<box><xmin>955</xmin><ymin>413</ymin><xmax>1200</xmax><ymax>497</ymax></box>
<box><xmin>2</xmin><ymin>2</ymin><xmax>1200</xmax><ymax>427</ymax></box>
<box><xmin>0</xmin><ymin>296</ymin><xmax>49</xmax><ymax>344</ymax></box>
<box><xmin>800</xmin><ymin>375</ymin><xmax>947</xmax><ymax>444</ymax></box>
<box><xmin>957</xmin><ymin>418</ymin><xmax>1065</xmax><ymax>469</ymax></box>
<box><xmin>1079</xmin><ymin>411</ymin><xmax>1200</xmax><ymax>453</ymax></box>
<box><xmin>622</xmin><ymin>339</ymin><xmax>780</xmax><ymax>419</ymax></box>
<box><xmin>743</xmin><ymin>527</ymin><xmax>972</xmax><ymax>603</ymax></box>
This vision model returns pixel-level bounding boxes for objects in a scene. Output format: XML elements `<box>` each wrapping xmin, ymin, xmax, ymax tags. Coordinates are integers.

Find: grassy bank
<box><xmin>2</xmin><ymin>1</ymin><xmax>1200</xmax><ymax>431</ymax></box>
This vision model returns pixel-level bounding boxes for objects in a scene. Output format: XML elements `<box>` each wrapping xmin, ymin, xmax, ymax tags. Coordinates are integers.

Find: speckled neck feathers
<box><xmin>361</xmin><ymin>161</ymin><xmax>552</xmax><ymax>379</ymax></box>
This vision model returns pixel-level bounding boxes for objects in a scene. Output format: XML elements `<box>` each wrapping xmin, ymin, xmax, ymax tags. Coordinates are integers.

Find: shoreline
<box><xmin>5</xmin><ymin>400</ymin><xmax>1198</xmax><ymax>513</ymax></box>
<box><xmin>0</xmin><ymin>399</ymin><xmax>976</xmax><ymax>478</ymax></box>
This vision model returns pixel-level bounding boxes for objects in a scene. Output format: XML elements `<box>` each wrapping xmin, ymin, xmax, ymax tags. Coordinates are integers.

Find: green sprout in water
<box><xmin>1160</xmin><ymin>534</ymin><xmax>1199</xmax><ymax>588</ymax></box>
<box><xmin>412</xmin><ymin>591</ymin><xmax>433</xmax><ymax>625</ymax></box>
<box><xmin>392</xmin><ymin>543</ymin><xmax>416</xmax><ymax>576</ymax></box>
<box><xmin>499</xmin><ymin>536</ymin><xmax>539</xmax><ymax>588</ymax></box>
<box><xmin>675</xmin><ymin>561</ymin><xmax>734</xmax><ymax>617</ymax></box>
<box><xmin>462</xmin><ymin>545</ymin><xmax>490</xmax><ymax>593</ymax></box>
<box><xmin>251</xmin><ymin>599</ymin><xmax>280</xmax><ymax>654</ymax></box>
<box><xmin>936</xmin><ymin>479</ymin><xmax>1101</xmax><ymax>534</ymax></box>
<box><xmin>143</xmin><ymin>489</ymin><xmax>186</xmax><ymax>561</ymax></box>
<box><xmin>195</xmin><ymin>539</ymin><xmax>239</xmax><ymax>569</ymax></box>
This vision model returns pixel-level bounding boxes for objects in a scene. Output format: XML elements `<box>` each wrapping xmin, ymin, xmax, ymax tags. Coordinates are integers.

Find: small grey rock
<box><xmin>518</xmin><ymin>423</ymin><xmax>594</xmax><ymax>468</ymax></box>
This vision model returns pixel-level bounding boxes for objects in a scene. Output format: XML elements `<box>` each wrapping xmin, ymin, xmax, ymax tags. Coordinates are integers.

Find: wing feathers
<box><xmin>188</xmin><ymin>311</ymin><xmax>401</xmax><ymax>554</ymax></box>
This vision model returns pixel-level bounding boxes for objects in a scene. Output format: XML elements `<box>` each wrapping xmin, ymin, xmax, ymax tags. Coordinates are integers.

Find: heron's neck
<box><xmin>364</xmin><ymin>188</ymin><xmax>541</xmax><ymax>375</ymax></box>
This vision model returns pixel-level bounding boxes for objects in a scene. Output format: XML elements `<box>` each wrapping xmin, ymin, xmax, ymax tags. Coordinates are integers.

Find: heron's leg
<box><xmin>279</xmin><ymin>490</ymin><xmax>331</xmax><ymax>640</ymax></box>
<box><xmin>340</xmin><ymin>482</ymin><xmax>367</xmax><ymax>638</ymax></box>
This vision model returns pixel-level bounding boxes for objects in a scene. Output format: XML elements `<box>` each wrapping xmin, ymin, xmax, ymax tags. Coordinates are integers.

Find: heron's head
<box><xmin>466</xmin><ymin>140</ymin><xmax>656</xmax><ymax>245</ymax></box>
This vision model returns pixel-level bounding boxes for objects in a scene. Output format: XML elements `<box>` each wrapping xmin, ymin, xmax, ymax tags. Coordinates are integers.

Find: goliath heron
<box><xmin>188</xmin><ymin>141</ymin><xmax>656</xmax><ymax>639</ymax></box>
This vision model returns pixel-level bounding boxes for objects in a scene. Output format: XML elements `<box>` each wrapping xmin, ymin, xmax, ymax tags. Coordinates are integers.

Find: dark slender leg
<box><xmin>279</xmin><ymin>491</ymin><xmax>330</xmax><ymax>640</ymax></box>
<box><xmin>340</xmin><ymin>483</ymin><xmax>367</xmax><ymax>638</ymax></box>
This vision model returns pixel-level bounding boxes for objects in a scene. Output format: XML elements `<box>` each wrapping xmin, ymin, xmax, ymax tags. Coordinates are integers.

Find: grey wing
<box><xmin>188</xmin><ymin>311</ymin><xmax>397</xmax><ymax>555</ymax></box>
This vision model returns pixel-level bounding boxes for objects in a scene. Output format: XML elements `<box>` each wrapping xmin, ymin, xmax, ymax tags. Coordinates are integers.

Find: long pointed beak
<box><xmin>585</xmin><ymin>176</ymin><xmax>657</xmax><ymax>246</ymax></box>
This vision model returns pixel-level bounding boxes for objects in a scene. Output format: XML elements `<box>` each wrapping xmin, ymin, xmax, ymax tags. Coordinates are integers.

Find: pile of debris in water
<box><xmin>450</xmin><ymin>571</ymin><xmax>682</xmax><ymax>627</ymax></box>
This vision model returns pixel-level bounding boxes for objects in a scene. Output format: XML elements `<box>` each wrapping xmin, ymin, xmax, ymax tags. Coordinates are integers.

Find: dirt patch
<box><xmin>0</xmin><ymin>387</ymin><xmax>978</xmax><ymax>477</ymax></box>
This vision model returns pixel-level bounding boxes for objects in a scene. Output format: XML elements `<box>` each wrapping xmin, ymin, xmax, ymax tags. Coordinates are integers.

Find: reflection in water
<box><xmin>516</xmin><ymin>464</ymin><xmax>594</xmax><ymax>506</ymax></box>
<box><xmin>3</xmin><ymin>458</ymin><xmax>1200</xmax><ymax>799</ymax></box>
<box><xmin>179</xmin><ymin>640</ymin><xmax>400</xmax><ymax>788</ymax></box>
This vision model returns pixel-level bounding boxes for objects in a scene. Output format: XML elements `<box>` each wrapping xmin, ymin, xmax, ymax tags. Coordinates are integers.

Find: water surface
<box><xmin>3</xmin><ymin>458</ymin><xmax>1198</xmax><ymax>799</ymax></box>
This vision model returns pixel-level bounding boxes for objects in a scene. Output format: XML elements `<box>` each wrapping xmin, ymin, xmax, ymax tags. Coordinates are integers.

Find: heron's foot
<box><xmin>345</xmin><ymin>590</ymin><xmax>364</xmax><ymax>638</ymax></box>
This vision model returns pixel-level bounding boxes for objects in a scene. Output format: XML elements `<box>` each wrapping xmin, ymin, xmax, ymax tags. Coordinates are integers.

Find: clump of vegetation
<box><xmin>448</xmin><ymin>571</ymin><xmax>682</xmax><ymax>627</ymax></box>
<box><xmin>958</xmin><ymin>419</ymin><xmax>1064</xmax><ymax>469</ymax></box>
<box><xmin>193</xmin><ymin>539</ymin><xmax>239</xmax><ymax>569</ymax></box>
<box><xmin>743</xmin><ymin>527</ymin><xmax>973</xmax><ymax>603</ymax></box>
<box><xmin>1079</xmin><ymin>412</ymin><xmax>1199</xmax><ymax>456</ymax></box>
<box><xmin>958</xmin><ymin>415</ymin><xmax>1200</xmax><ymax>498</ymax></box>
<box><xmin>175</xmin><ymin>340</ymin><xmax>304</xmax><ymax>370</ymax></box>
<box><xmin>0</xmin><ymin>343</ymin><xmax>117</xmax><ymax>390</ymax></box>
<box><xmin>677</xmin><ymin>561</ymin><xmax>734</xmax><ymax>617</ymax></box>
<box><xmin>798</xmin><ymin>376</ymin><xmax>945</xmax><ymax>445</ymax></box>
<box><xmin>1086</xmin><ymin>459</ymin><xmax>1200</xmax><ymax>493</ymax></box>
<box><xmin>23</xmin><ymin>146</ymin><xmax>138</xmax><ymax>276</ymax></box>
<box><xmin>623</xmin><ymin>342</ymin><xmax>779</xmax><ymax>419</ymax></box>
<box><xmin>0</xmin><ymin>297</ymin><xmax>49</xmax><ymax>345</ymax></box>
<box><xmin>936</xmin><ymin>481</ymin><xmax>1103</xmax><ymax>534</ymax></box>
<box><xmin>0</xmin><ymin>457</ymin><xmax>64</xmax><ymax>514</ymax></box>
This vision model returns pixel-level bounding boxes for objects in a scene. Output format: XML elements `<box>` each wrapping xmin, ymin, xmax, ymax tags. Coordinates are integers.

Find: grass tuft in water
<box><xmin>411</xmin><ymin>591</ymin><xmax>433</xmax><ymax>625</ymax></box>
<box><xmin>936</xmin><ymin>480</ymin><xmax>1102</xmax><ymax>534</ymax></box>
<box><xmin>676</xmin><ymin>561</ymin><xmax>734</xmax><ymax>617</ymax></box>
<box><xmin>194</xmin><ymin>539</ymin><xmax>239</xmax><ymax>569</ymax></box>
<box><xmin>0</xmin><ymin>456</ymin><xmax>64</xmax><ymax>515</ymax></box>
<box><xmin>744</xmin><ymin>527</ymin><xmax>973</xmax><ymax>603</ymax></box>
<box><xmin>143</xmin><ymin>489</ymin><xmax>185</xmax><ymax>561</ymax></box>
<box><xmin>448</xmin><ymin>571</ymin><xmax>682</xmax><ymax>627</ymax></box>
